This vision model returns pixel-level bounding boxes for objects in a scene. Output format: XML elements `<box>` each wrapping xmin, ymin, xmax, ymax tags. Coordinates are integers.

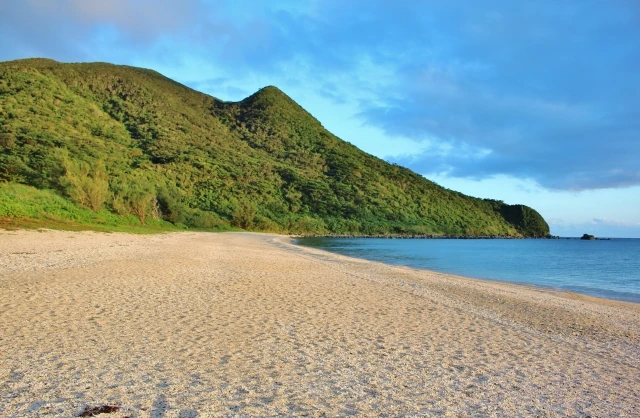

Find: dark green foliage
<box><xmin>497</xmin><ymin>203</ymin><xmax>551</xmax><ymax>238</ymax></box>
<box><xmin>0</xmin><ymin>58</ymin><xmax>550</xmax><ymax>236</ymax></box>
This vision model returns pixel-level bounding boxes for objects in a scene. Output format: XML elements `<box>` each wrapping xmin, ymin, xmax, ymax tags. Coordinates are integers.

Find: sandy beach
<box><xmin>1</xmin><ymin>230</ymin><xmax>639</xmax><ymax>417</ymax></box>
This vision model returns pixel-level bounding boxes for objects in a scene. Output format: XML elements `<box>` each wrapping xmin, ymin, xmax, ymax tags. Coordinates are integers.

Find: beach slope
<box><xmin>1</xmin><ymin>231</ymin><xmax>638</xmax><ymax>416</ymax></box>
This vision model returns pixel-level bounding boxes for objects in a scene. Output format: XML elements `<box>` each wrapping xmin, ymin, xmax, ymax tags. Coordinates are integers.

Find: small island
<box><xmin>581</xmin><ymin>233</ymin><xmax>596</xmax><ymax>240</ymax></box>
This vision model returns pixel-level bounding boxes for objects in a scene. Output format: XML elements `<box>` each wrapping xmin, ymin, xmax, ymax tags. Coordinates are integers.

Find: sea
<box><xmin>296</xmin><ymin>237</ymin><xmax>640</xmax><ymax>303</ymax></box>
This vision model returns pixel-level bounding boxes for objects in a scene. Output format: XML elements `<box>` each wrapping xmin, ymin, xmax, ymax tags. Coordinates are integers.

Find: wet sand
<box><xmin>1</xmin><ymin>230</ymin><xmax>639</xmax><ymax>417</ymax></box>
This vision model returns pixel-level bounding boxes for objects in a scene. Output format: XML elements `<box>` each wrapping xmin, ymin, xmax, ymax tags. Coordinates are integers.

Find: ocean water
<box><xmin>296</xmin><ymin>237</ymin><xmax>640</xmax><ymax>303</ymax></box>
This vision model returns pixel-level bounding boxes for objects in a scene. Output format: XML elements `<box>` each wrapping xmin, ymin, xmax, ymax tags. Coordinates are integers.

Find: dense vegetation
<box><xmin>0</xmin><ymin>182</ymin><xmax>179</xmax><ymax>232</ymax></box>
<box><xmin>0</xmin><ymin>58</ymin><xmax>549</xmax><ymax>237</ymax></box>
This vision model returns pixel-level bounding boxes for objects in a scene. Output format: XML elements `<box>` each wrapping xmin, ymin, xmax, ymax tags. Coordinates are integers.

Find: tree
<box><xmin>232</xmin><ymin>202</ymin><xmax>257</xmax><ymax>229</ymax></box>
<box><xmin>60</xmin><ymin>159</ymin><xmax>109</xmax><ymax>212</ymax></box>
<box><xmin>127</xmin><ymin>184</ymin><xmax>156</xmax><ymax>225</ymax></box>
<box><xmin>110</xmin><ymin>176</ymin><xmax>156</xmax><ymax>225</ymax></box>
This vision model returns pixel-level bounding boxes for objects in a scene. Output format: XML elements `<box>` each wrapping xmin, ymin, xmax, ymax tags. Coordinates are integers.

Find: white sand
<box><xmin>0</xmin><ymin>230</ymin><xmax>639</xmax><ymax>417</ymax></box>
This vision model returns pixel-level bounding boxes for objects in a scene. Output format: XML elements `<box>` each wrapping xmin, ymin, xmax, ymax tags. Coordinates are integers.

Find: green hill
<box><xmin>0</xmin><ymin>58</ymin><xmax>549</xmax><ymax>237</ymax></box>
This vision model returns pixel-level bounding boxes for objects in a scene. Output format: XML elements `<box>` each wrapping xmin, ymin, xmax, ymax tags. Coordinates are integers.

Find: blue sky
<box><xmin>2</xmin><ymin>0</ymin><xmax>639</xmax><ymax>237</ymax></box>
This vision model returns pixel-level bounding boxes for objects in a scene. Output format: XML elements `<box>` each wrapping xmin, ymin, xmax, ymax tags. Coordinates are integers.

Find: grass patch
<box><xmin>0</xmin><ymin>183</ymin><xmax>179</xmax><ymax>233</ymax></box>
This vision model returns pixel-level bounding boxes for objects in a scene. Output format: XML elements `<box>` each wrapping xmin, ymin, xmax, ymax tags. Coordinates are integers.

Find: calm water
<box><xmin>296</xmin><ymin>238</ymin><xmax>640</xmax><ymax>303</ymax></box>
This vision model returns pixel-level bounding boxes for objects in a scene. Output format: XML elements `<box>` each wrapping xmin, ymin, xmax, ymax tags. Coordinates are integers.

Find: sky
<box><xmin>1</xmin><ymin>0</ymin><xmax>639</xmax><ymax>237</ymax></box>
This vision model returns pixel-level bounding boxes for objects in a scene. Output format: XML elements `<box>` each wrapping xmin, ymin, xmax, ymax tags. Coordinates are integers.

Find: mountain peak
<box><xmin>232</xmin><ymin>85</ymin><xmax>324</xmax><ymax>129</ymax></box>
<box><xmin>257</xmin><ymin>85</ymin><xmax>284</xmax><ymax>94</ymax></box>
<box><xmin>241</xmin><ymin>85</ymin><xmax>293</xmax><ymax>105</ymax></box>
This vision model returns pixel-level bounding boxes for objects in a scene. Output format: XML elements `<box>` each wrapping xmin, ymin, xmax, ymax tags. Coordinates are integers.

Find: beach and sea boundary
<box><xmin>296</xmin><ymin>236</ymin><xmax>640</xmax><ymax>303</ymax></box>
<box><xmin>1</xmin><ymin>230</ymin><xmax>639</xmax><ymax>416</ymax></box>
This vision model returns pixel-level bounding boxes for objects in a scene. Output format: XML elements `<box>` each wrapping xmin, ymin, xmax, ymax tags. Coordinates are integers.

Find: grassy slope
<box><xmin>0</xmin><ymin>183</ymin><xmax>177</xmax><ymax>233</ymax></box>
<box><xmin>0</xmin><ymin>58</ymin><xmax>550</xmax><ymax>236</ymax></box>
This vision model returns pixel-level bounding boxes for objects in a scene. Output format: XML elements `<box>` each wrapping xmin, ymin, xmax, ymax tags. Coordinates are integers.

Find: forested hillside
<box><xmin>0</xmin><ymin>58</ymin><xmax>549</xmax><ymax>236</ymax></box>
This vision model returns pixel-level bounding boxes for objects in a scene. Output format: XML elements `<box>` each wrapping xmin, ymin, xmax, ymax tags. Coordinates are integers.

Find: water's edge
<box><xmin>293</xmin><ymin>237</ymin><xmax>640</xmax><ymax>304</ymax></box>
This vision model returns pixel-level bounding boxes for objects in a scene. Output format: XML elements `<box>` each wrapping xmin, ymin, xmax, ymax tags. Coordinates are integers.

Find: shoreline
<box><xmin>1</xmin><ymin>230</ymin><xmax>639</xmax><ymax>416</ymax></box>
<box><xmin>294</xmin><ymin>235</ymin><xmax>640</xmax><ymax>305</ymax></box>
<box><xmin>296</xmin><ymin>234</ymin><xmax>619</xmax><ymax>240</ymax></box>
<box><xmin>276</xmin><ymin>236</ymin><xmax>640</xmax><ymax>342</ymax></box>
<box><xmin>295</xmin><ymin>234</ymin><xmax>552</xmax><ymax>239</ymax></box>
